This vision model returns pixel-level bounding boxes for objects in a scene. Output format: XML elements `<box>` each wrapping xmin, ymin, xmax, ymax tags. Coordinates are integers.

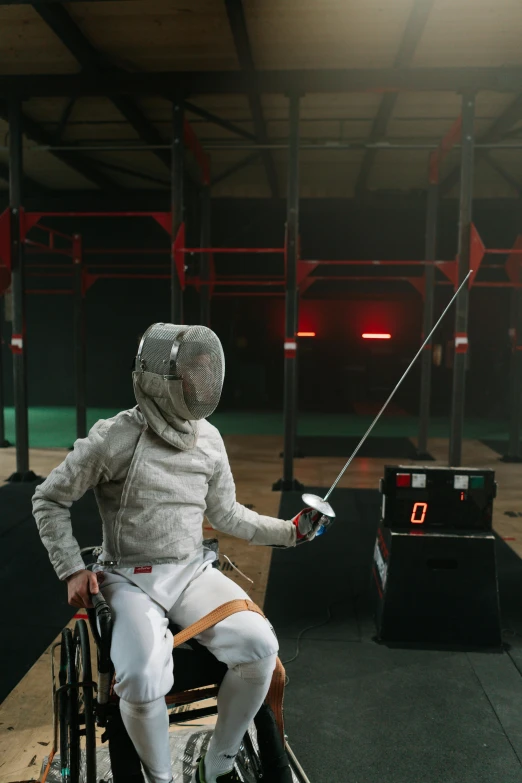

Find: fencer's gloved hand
<box><xmin>292</xmin><ymin>507</ymin><xmax>334</xmax><ymax>544</ymax></box>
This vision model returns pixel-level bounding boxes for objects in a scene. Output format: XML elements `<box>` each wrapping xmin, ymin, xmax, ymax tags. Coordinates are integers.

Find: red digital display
<box><xmin>411</xmin><ymin>502</ymin><xmax>428</xmax><ymax>524</ymax></box>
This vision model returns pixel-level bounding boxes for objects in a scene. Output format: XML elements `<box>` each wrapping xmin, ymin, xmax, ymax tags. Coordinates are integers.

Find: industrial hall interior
<box><xmin>4</xmin><ymin>1</ymin><xmax>522</xmax><ymax>782</ymax></box>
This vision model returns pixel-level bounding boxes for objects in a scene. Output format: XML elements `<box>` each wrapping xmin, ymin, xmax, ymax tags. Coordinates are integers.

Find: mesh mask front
<box><xmin>136</xmin><ymin>323</ymin><xmax>225</xmax><ymax>421</ymax></box>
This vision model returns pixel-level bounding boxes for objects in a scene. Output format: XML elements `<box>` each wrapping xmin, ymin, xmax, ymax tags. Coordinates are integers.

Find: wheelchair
<box><xmin>43</xmin><ymin>544</ymin><xmax>305</xmax><ymax>783</ymax></box>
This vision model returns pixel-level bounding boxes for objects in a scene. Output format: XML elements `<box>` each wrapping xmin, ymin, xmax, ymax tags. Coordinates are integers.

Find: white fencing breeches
<box><xmin>103</xmin><ymin>562</ymin><xmax>278</xmax><ymax>703</ymax></box>
<box><xmin>101</xmin><ymin>561</ymin><xmax>278</xmax><ymax>783</ymax></box>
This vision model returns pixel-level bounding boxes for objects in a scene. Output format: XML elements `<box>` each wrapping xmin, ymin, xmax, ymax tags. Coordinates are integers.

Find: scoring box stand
<box><xmin>372</xmin><ymin>465</ymin><xmax>501</xmax><ymax>648</ymax></box>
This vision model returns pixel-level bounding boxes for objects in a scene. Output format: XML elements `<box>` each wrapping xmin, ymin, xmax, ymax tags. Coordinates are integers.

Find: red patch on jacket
<box><xmin>134</xmin><ymin>566</ymin><xmax>152</xmax><ymax>574</ymax></box>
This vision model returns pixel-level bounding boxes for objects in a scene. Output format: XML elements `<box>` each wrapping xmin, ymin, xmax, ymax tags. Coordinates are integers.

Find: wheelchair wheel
<box><xmin>59</xmin><ymin>628</ymin><xmax>80</xmax><ymax>783</ymax></box>
<box><xmin>235</xmin><ymin>730</ymin><xmax>264</xmax><ymax>782</ymax></box>
<box><xmin>74</xmin><ymin>619</ymin><xmax>97</xmax><ymax>783</ymax></box>
<box><xmin>59</xmin><ymin>623</ymin><xmax>97</xmax><ymax>783</ymax></box>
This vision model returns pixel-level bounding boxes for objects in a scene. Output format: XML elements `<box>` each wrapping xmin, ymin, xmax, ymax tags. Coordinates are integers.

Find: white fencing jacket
<box><xmin>33</xmin><ymin>407</ymin><xmax>296</xmax><ymax>582</ymax></box>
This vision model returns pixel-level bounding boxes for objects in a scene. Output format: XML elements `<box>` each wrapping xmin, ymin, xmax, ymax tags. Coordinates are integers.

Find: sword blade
<box><xmin>322</xmin><ymin>269</ymin><xmax>472</xmax><ymax>502</ymax></box>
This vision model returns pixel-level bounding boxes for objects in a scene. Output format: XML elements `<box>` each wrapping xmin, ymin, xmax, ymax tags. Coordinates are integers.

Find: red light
<box><xmin>460</xmin><ymin>491</ymin><xmax>465</xmax><ymax>501</ymax></box>
<box><xmin>297</xmin><ymin>331</ymin><xmax>316</xmax><ymax>337</ymax></box>
<box><xmin>396</xmin><ymin>473</ymin><xmax>411</xmax><ymax>487</ymax></box>
<box><xmin>411</xmin><ymin>502</ymin><xmax>428</xmax><ymax>524</ymax></box>
<box><xmin>362</xmin><ymin>333</ymin><xmax>391</xmax><ymax>340</ymax></box>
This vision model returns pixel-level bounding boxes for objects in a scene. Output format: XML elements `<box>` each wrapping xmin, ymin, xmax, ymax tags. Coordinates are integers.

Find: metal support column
<box><xmin>504</xmin><ymin>278</ymin><xmax>522</xmax><ymax>461</ymax></box>
<box><xmin>449</xmin><ymin>94</ymin><xmax>475</xmax><ymax>467</ymax></box>
<box><xmin>274</xmin><ymin>91</ymin><xmax>303</xmax><ymax>491</ymax></box>
<box><xmin>200</xmin><ymin>183</ymin><xmax>211</xmax><ymax>327</ymax></box>
<box><xmin>0</xmin><ymin>296</ymin><xmax>10</xmax><ymax>447</ymax></box>
<box><xmin>9</xmin><ymin>100</ymin><xmax>32</xmax><ymax>480</ymax></box>
<box><xmin>73</xmin><ymin>234</ymin><xmax>87</xmax><ymax>441</ymax></box>
<box><xmin>417</xmin><ymin>180</ymin><xmax>438</xmax><ymax>458</ymax></box>
<box><xmin>171</xmin><ymin>98</ymin><xmax>184</xmax><ymax>323</ymax></box>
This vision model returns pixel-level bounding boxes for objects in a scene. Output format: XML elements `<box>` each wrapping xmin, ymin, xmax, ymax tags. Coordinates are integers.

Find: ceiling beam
<box><xmin>0</xmin><ymin>100</ymin><xmax>116</xmax><ymax>189</ymax></box>
<box><xmin>440</xmin><ymin>93</ymin><xmax>522</xmax><ymax>195</ymax></box>
<box><xmin>223</xmin><ymin>0</ymin><xmax>278</xmax><ymax>197</ymax></box>
<box><xmin>33</xmin><ymin>3</ymin><xmax>170</xmax><ymax>171</ymax></box>
<box><xmin>355</xmin><ymin>0</ymin><xmax>434</xmax><ymax>197</ymax></box>
<box><xmin>92</xmin><ymin>159</ymin><xmax>170</xmax><ymax>187</ymax></box>
<box><xmin>185</xmin><ymin>100</ymin><xmax>256</xmax><ymax>142</ymax></box>
<box><xmin>2</xmin><ymin>68</ymin><xmax>522</xmax><ymax>97</ymax></box>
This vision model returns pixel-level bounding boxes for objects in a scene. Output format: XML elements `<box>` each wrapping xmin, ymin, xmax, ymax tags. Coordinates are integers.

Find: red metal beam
<box><xmin>86</xmin><ymin>273</ymin><xmax>169</xmax><ymax>281</ymax></box>
<box><xmin>485</xmin><ymin>248</ymin><xmax>522</xmax><ymax>255</ymax></box>
<box><xmin>83</xmin><ymin>248</ymin><xmax>169</xmax><ymax>255</ymax></box>
<box><xmin>25</xmin><ymin>240</ymin><xmax>72</xmax><ymax>258</ymax></box>
<box><xmin>302</xmin><ymin>275</ymin><xmax>422</xmax><ymax>282</ymax></box>
<box><xmin>469</xmin><ymin>223</ymin><xmax>485</xmax><ymax>286</ymax></box>
<box><xmin>212</xmin><ymin>292</ymin><xmax>285</xmax><ymax>298</ymax></box>
<box><xmin>186</xmin><ymin>277</ymin><xmax>283</xmax><ymax>287</ymax></box>
<box><xmin>182</xmin><ymin>247</ymin><xmax>284</xmax><ymax>254</ymax></box>
<box><xmin>25</xmin><ymin>211</ymin><xmax>171</xmax><ymax>219</ymax></box>
<box><xmin>33</xmin><ymin>223</ymin><xmax>74</xmax><ymax>242</ymax></box>
<box><xmin>506</xmin><ymin>235</ymin><xmax>522</xmax><ymax>285</ymax></box>
<box><xmin>300</xmin><ymin>259</ymin><xmax>454</xmax><ymax>267</ymax></box>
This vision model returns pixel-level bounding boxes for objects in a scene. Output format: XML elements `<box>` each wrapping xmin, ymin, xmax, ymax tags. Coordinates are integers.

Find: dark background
<box><xmin>0</xmin><ymin>195</ymin><xmax>516</xmax><ymax>419</ymax></box>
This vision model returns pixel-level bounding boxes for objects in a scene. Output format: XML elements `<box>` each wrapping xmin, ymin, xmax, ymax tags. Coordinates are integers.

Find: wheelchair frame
<box><xmin>42</xmin><ymin>546</ymin><xmax>307</xmax><ymax>783</ymax></box>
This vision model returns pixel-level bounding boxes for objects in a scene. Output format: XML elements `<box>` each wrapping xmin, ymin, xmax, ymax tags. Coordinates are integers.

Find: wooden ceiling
<box><xmin>0</xmin><ymin>0</ymin><xmax>521</xmax><ymax>198</ymax></box>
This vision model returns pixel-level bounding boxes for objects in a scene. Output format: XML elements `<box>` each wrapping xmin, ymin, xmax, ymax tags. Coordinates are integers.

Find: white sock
<box><xmin>204</xmin><ymin>654</ymin><xmax>276</xmax><ymax>783</ymax></box>
<box><xmin>119</xmin><ymin>697</ymin><xmax>172</xmax><ymax>783</ymax></box>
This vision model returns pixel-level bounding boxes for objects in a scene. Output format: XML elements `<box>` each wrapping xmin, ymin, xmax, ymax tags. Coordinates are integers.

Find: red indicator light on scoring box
<box><xmin>362</xmin><ymin>333</ymin><xmax>391</xmax><ymax>340</ymax></box>
<box><xmin>396</xmin><ymin>473</ymin><xmax>411</xmax><ymax>487</ymax></box>
<box><xmin>297</xmin><ymin>331</ymin><xmax>316</xmax><ymax>337</ymax></box>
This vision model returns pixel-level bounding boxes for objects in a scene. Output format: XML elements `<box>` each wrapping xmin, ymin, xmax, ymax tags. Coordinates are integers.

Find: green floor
<box><xmin>0</xmin><ymin>407</ymin><xmax>513</xmax><ymax>449</ymax></box>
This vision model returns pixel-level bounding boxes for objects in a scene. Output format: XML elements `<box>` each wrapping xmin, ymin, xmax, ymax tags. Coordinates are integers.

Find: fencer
<box><xmin>33</xmin><ymin>323</ymin><xmax>334</xmax><ymax>783</ymax></box>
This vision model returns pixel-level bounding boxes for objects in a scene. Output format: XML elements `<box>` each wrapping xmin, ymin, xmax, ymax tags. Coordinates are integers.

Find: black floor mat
<box><xmin>265</xmin><ymin>487</ymin><xmax>522</xmax><ymax>783</ymax></box>
<box><xmin>296</xmin><ymin>435</ymin><xmax>433</xmax><ymax>460</ymax></box>
<box><xmin>0</xmin><ymin>481</ymin><xmax>102</xmax><ymax>703</ymax></box>
<box><xmin>481</xmin><ymin>439</ymin><xmax>522</xmax><ymax>459</ymax></box>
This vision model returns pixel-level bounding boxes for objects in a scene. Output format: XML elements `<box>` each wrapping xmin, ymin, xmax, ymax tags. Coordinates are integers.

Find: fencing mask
<box><xmin>132</xmin><ymin>323</ymin><xmax>225</xmax><ymax>449</ymax></box>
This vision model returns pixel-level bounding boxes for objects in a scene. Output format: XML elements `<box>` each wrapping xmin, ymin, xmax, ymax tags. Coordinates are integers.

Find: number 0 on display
<box><xmin>411</xmin><ymin>502</ymin><xmax>428</xmax><ymax>524</ymax></box>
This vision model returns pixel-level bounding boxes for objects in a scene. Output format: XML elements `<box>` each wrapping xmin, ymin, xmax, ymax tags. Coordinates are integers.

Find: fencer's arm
<box><xmin>32</xmin><ymin>422</ymin><xmax>111</xmax><ymax>581</ymax></box>
<box><xmin>205</xmin><ymin>436</ymin><xmax>297</xmax><ymax>547</ymax></box>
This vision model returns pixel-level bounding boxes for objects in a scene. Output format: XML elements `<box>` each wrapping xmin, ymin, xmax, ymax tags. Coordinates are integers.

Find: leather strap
<box><xmin>266</xmin><ymin>656</ymin><xmax>286</xmax><ymax>740</ymax></box>
<box><xmin>173</xmin><ymin>599</ymin><xmax>265</xmax><ymax>647</ymax></box>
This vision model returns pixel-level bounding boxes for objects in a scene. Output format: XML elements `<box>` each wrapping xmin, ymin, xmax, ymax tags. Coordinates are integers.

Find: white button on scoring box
<box><xmin>412</xmin><ymin>474</ymin><xmax>426</xmax><ymax>488</ymax></box>
<box><xmin>454</xmin><ymin>475</ymin><xmax>469</xmax><ymax>490</ymax></box>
